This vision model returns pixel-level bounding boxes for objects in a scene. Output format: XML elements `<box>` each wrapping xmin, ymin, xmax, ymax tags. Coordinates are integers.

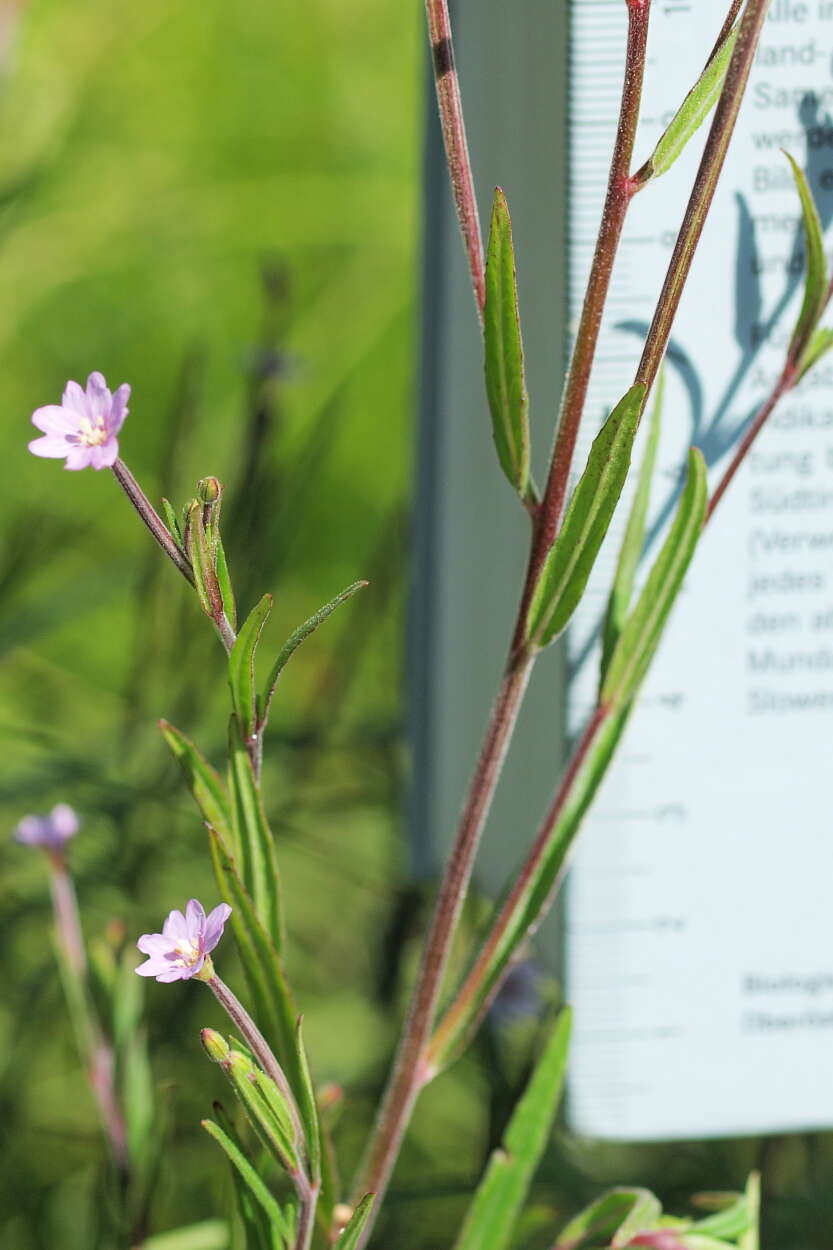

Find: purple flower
<box><xmin>135</xmin><ymin>899</ymin><xmax>232</xmax><ymax>983</ymax></box>
<box><xmin>29</xmin><ymin>371</ymin><xmax>130</xmax><ymax>470</ymax></box>
<box><xmin>13</xmin><ymin>803</ymin><xmax>80</xmax><ymax>851</ymax></box>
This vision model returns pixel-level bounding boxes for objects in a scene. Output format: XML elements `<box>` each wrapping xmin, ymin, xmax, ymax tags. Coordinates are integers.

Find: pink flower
<box><xmin>13</xmin><ymin>803</ymin><xmax>80</xmax><ymax>850</ymax></box>
<box><xmin>135</xmin><ymin>899</ymin><xmax>232</xmax><ymax>983</ymax></box>
<box><xmin>29</xmin><ymin>371</ymin><xmax>130</xmax><ymax>470</ymax></box>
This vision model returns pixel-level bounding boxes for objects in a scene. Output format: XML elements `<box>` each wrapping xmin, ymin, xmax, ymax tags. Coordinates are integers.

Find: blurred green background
<box><xmin>2</xmin><ymin>2</ymin><xmax>833</xmax><ymax>1248</ymax></box>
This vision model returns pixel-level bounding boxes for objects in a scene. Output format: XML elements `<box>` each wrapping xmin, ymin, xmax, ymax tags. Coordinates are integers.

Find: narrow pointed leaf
<box><xmin>611</xmin><ymin>1190</ymin><xmax>664</xmax><ymax>1247</ymax></box>
<box><xmin>739</xmin><ymin>1174</ymin><xmax>760</xmax><ymax>1250</ymax></box>
<box><xmin>208</xmin><ymin>828</ymin><xmax>303</xmax><ymax>1100</ymax></box>
<box><xmin>452</xmin><ymin>1010</ymin><xmax>572</xmax><ymax>1250</ymax></box>
<box><xmin>222</xmin><ymin>1051</ymin><xmax>298</xmax><ymax>1173</ymax></box>
<box><xmin>295</xmin><ymin>1018</ymin><xmax>322</xmax><ymax>1182</ymax></box>
<box><xmin>645</xmin><ymin>23</ymin><xmax>739</xmax><ymax>182</ymax></box>
<box><xmin>602</xmin><ymin>449</ymin><xmax>707</xmax><ymax>707</ymax></box>
<box><xmin>785</xmin><ymin>152</ymin><xmax>827</xmax><ymax>358</ymax></box>
<box><xmin>527</xmin><ymin>384</ymin><xmax>645</xmax><ymax>645</ymax></box>
<box><xmin>335</xmin><ymin>1196</ymin><xmax>376</xmax><ymax>1250</ymax></box>
<box><xmin>202</xmin><ymin>1118</ymin><xmax>292</xmax><ymax>1242</ymax></box>
<box><xmin>797</xmin><ymin>324</ymin><xmax>833</xmax><ymax>381</ymax></box>
<box><xmin>484</xmin><ymin>187</ymin><xmax>530</xmax><ymax>497</ymax></box>
<box><xmin>262</xmin><ymin>581</ymin><xmax>367</xmax><ymax>717</ymax></box>
<box><xmin>553</xmin><ymin>1189</ymin><xmax>660</xmax><ymax>1250</ymax></box>
<box><xmin>229</xmin><ymin>594</ymin><xmax>272</xmax><ymax>737</ymax></box>
<box><xmin>141</xmin><ymin>1221</ymin><xmax>230</xmax><ymax>1250</ymax></box>
<box><xmin>160</xmin><ymin>498</ymin><xmax>184</xmax><ymax>549</ymax></box>
<box><xmin>186</xmin><ymin>499</ymin><xmax>223</xmax><ymax>622</ymax></box>
<box><xmin>690</xmin><ymin>1192</ymin><xmax>751</xmax><ymax>1241</ymax></box>
<box><xmin>160</xmin><ymin>720</ymin><xmax>233</xmax><ymax>846</ymax></box>
<box><xmin>601</xmin><ymin>371</ymin><xmax>664</xmax><ymax>677</ymax></box>
<box><xmin>228</xmin><ymin>714</ymin><xmax>283</xmax><ymax>950</ymax></box>
<box><xmin>215</xmin><ymin>537</ymin><xmax>237</xmax><ymax>632</ymax></box>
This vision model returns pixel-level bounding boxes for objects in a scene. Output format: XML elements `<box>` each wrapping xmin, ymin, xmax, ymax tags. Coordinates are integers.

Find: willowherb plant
<box><xmin>14</xmin><ymin>0</ymin><xmax>833</xmax><ymax>1246</ymax></box>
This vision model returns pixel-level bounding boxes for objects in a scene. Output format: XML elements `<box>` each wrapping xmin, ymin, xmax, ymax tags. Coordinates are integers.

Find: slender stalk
<box><xmin>427</xmin><ymin>704</ymin><xmax>610</xmax><ymax>1063</ymax></box>
<box><xmin>635</xmin><ymin>0</ymin><xmax>773</xmax><ymax>390</ymax></box>
<box><xmin>48</xmin><ymin>853</ymin><xmax>129</xmax><ymax>1171</ymax></box>
<box><xmin>529</xmin><ymin>0</ymin><xmax>652</xmax><ymax>570</ymax></box>
<box><xmin>706</xmin><ymin>362</ymin><xmax>795</xmax><ymax>522</ymax></box>
<box><xmin>206</xmin><ymin>973</ymin><xmax>307</xmax><ymax>1158</ymax></box>
<box><xmin>112</xmin><ymin>458</ymin><xmax>195</xmax><ymax>586</ymax></box>
<box><xmin>425</xmin><ymin>0</ymin><xmax>485</xmax><ymax>321</ymax></box>
<box><xmin>352</xmin><ymin>645</ymin><xmax>535</xmax><ymax>1209</ymax></box>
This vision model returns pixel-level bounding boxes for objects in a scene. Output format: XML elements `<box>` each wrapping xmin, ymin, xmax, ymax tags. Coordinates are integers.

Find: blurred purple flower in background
<box><xmin>136</xmin><ymin>899</ymin><xmax>232</xmax><ymax>983</ymax></box>
<box><xmin>28</xmin><ymin>371</ymin><xmax>130</xmax><ymax>469</ymax></box>
<box><xmin>13</xmin><ymin>803</ymin><xmax>80</xmax><ymax>851</ymax></box>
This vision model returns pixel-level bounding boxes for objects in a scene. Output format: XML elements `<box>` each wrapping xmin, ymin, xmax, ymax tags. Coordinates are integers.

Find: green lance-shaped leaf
<box><xmin>796</xmin><ymin>324</ymin><xmax>833</xmax><ymax>382</ymax></box>
<box><xmin>601</xmin><ymin>448</ymin><xmax>707</xmax><ymax>707</ymax></box>
<box><xmin>484</xmin><ymin>187</ymin><xmax>531</xmax><ymax>498</ymax></box>
<box><xmin>335</xmin><ymin>1196</ymin><xmax>376</xmax><ymax>1250</ymax></box>
<box><xmin>215</xmin><ymin>537</ymin><xmax>237</xmax><ymax>632</ymax></box>
<box><xmin>295</xmin><ymin>1018</ymin><xmax>321</xmax><ymax>1182</ymax></box>
<box><xmin>601</xmin><ymin>371</ymin><xmax>664</xmax><ymax>678</ymax></box>
<box><xmin>212</xmin><ymin>1101</ymin><xmax>280</xmax><ymax>1250</ymax></box>
<box><xmin>739</xmin><ymin>1174</ymin><xmax>760</xmax><ymax>1250</ymax></box>
<box><xmin>185</xmin><ymin>499</ymin><xmax>224</xmax><ymax>624</ymax></box>
<box><xmin>160</xmin><ymin>720</ymin><xmax>234</xmax><ymax>847</ymax></box>
<box><xmin>689</xmin><ymin>1189</ymin><xmax>754</xmax><ymax>1243</ymax></box>
<box><xmin>221</xmin><ymin>1049</ymin><xmax>299</xmax><ymax>1174</ymax></box>
<box><xmin>262</xmin><ymin>580</ymin><xmax>367</xmax><ymax>719</ymax></box>
<box><xmin>160</xmin><ymin>498</ymin><xmax>184</xmax><ymax>550</ymax></box>
<box><xmin>526</xmin><ymin>384</ymin><xmax>645</xmax><ymax>646</ymax></box>
<box><xmin>610</xmin><ymin>1189</ymin><xmax>664</xmax><ymax>1247</ymax></box>
<box><xmin>553</xmin><ymin>1188</ymin><xmax>661</xmax><ymax>1250</ymax></box>
<box><xmin>229</xmin><ymin>594</ymin><xmax>273</xmax><ymax>738</ymax></box>
<box><xmin>202</xmin><ymin>1117</ymin><xmax>293</xmax><ymax>1245</ymax></box>
<box><xmin>785</xmin><ymin>152</ymin><xmax>827</xmax><ymax>360</ymax></box>
<box><xmin>642</xmin><ymin>22</ymin><xmax>739</xmax><ymax>183</ymax></box>
<box><xmin>428</xmin><ymin>703</ymin><xmax>632</xmax><ymax>1072</ymax></box>
<box><xmin>452</xmin><ymin>1010</ymin><xmax>572</xmax><ymax>1250</ymax></box>
<box><xmin>140</xmin><ymin>1220</ymin><xmax>231</xmax><ymax>1250</ymax></box>
<box><xmin>228</xmin><ymin>714</ymin><xmax>283</xmax><ymax>950</ymax></box>
<box><xmin>208</xmin><ymin>828</ymin><xmax>304</xmax><ymax>1102</ymax></box>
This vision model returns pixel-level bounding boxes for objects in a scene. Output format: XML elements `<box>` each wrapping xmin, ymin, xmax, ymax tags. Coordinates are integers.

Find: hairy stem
<box><xmin>112</xmin><ymin>458</ymin><xmax>195</xmax><ymax>586</ymax></box>
<box><xmin>530</xmin><ymin>0</ymin><xmax>651</xmax><ymax>568</ymax></box>
<box><xmin>636</xmin><ymin>0</ymin><xmax>773</xmax><ymax>390</ymax></box>
<box><xmin>207</xmin><ymin>973</ymin><xmax>306</xmax><ymax>1160</ymax></box>
<box><xmin>426</xmin><ymin>0</ymin><xmax>485</xmax><ymax>320</ymax></box>
<box><xmin>352</xmin><ymin>646</ymin><xmax>535</xmax><ymax>1211</ymax></box>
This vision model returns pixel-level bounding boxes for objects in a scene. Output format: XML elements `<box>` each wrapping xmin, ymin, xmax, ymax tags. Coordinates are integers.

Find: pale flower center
<box><xmin>76</xmin><ymin>415</ymin><xmax>108</xmax><ymax>447</ymax></box>
<box><xmin>173</xmin><ymin>936</ymin><xmax>202</xmax><ymax>966</ymax></box>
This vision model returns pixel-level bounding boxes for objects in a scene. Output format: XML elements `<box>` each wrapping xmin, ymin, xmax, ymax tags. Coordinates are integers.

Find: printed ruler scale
<box><xmin>565</xmin><ymin>0</ymin><xmax>833</xmax><ymax>1139</ymax></box>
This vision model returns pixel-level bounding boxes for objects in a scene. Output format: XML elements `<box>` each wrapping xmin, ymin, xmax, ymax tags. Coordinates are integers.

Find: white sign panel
<box><xmin>565</xmin><ymin>0</ymin><xmax>833</xmax><ymax>1139</ymax></box>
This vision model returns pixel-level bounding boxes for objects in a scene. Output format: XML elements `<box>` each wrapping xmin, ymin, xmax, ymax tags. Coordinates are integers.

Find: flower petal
<box><xmin>155</xmin><ymin>965</ymin><xmax>188</xmax><ymax>983</ymax></box>
<box><xmin>109</xmin><ymin>384</ymin><xmax>130</xmax><ymax>434</ymax></box>
<box><xmin>135</xmin><ymin>956</ymin><xmax>168</xmax><ymax>977</ymax></box>
<box><xmin>50</xmin><ymin>804</ymin><xmax>79</xmax><ymax>841</ymax></box>
<box><xmin>137</xmin><ymin>932</ymin><xmax>172</xmax><ymax>956</ymax></box>
<box><xmin>185</xmin><ymin>898</ymin><xmax>206</xmax><ymax>939</ymax></box>
<box><xmin>29</xmin><ymin>435</ymin><xmax>71</xmax><ymax>459</ymax></box>
<box><xmin>86</xmin><ymin>372</ymin><xmax>112</xmax><ymax>420</ymax></box>
<box><xmin>203</xmin><ymin>903</ymin><xmax>232</xmax><ymax>952</ymax></box>
<box><xmin>62</xmin><ymin>380</ymin><xmax>89</xmax><ymax>416</ymax></box>
<box><xmin>163</xmin><ymin>909</ymin><xmax>188</xmax><ymax>940</ymax></box>
<box><xmin>88</xmin><ymin>439</ymin><xmax>119</xmax><ymax>469</ymax></box>
<box><xmin>64</xmin><ymin>445</ymin><xmax>94</xmax><ymax>470</ymax></box>
<box><xmin>31</xmin><ymin>404</ymin><xmax>79</xmax><ymax>436</ymax></box>
<box><xmin>180</xmin><ymin>953</ymin><xmax>206</xmax><ymax>979</ymax></box>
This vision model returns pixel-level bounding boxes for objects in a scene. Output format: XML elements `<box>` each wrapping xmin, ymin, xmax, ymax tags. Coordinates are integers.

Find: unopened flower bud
<box><xmin>197</xmin><ymin>476</ymin><xmax>222</xmax><ymax>504</ymax></box>
<box><xmin>200</xmin><ymin>1028</ymin><xmax>230</xmax><ymax>1064</ymax></box>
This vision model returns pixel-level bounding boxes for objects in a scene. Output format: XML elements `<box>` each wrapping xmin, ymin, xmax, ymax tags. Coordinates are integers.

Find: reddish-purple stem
<box><xmin>426</xmin><ymin>0</ymin><xmax>485</xmax><ymax>321</ymax></box>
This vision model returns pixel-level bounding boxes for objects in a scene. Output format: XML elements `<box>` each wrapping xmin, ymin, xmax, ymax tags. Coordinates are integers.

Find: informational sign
<box><xmin>414</xmin><ymin>0</ymin><xmax>833</xmax><ymax>1144</ymax></box>
<box><xmin>565</xmin><ymin>0</ymin><xmax>833</xmax><ymax>1139</ymax></box>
